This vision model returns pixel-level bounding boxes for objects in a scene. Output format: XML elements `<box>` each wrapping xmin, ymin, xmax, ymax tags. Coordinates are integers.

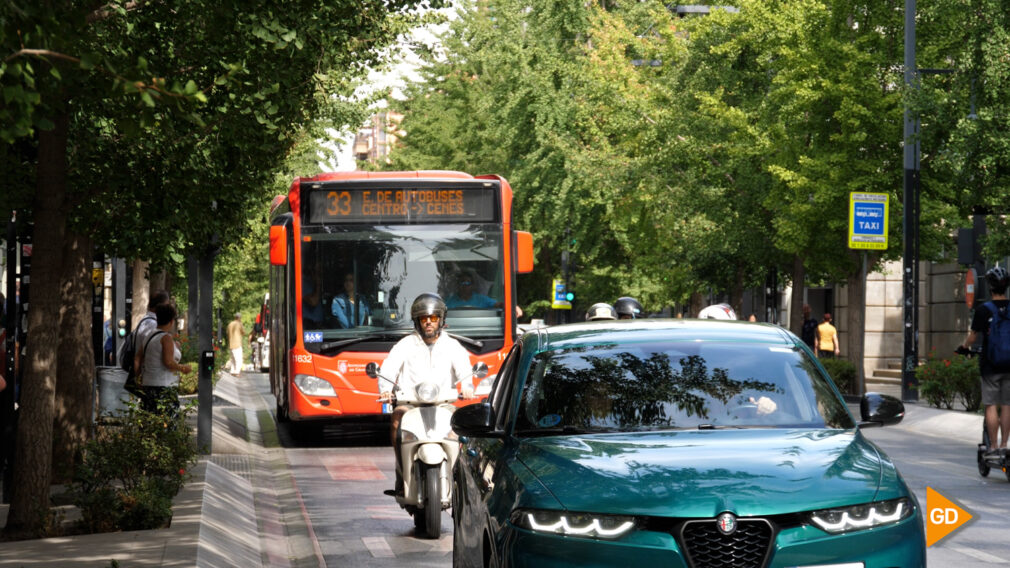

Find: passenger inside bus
<box><xmin>332</xmin><ymin>272</ymin><xmax>371</xmax><ymax>328</ymax></box>
<box><xmin>303</xmin><ymin>261</ymin><xmax>324</xmax><ymax>328</ymax></box>
<box><xmin>445</xmin><ymin>269</ymin><xmax>502</xmax><ymax>309</ymax></box>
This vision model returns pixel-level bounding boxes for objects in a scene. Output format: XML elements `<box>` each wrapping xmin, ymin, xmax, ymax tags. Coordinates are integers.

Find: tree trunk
<box><xmin>790</xmin><ymin>255</ymin><xmax>805</xmax><ymax>336</ymax></box>
<box><xmin>4</xmin><ymin>112</ymin><xmax>68</xmax><ymax>537</ymax></box>
<box><xmin>131</xmin><ymin>259</ymin><xmax>150</xmax><ymax>328</ymax></box>
<box><xmin>846</xmin><ymin>257</ymin><xmax>866</xmax><ymax>396</ymax></box>
<box><xmin>52</xmin><ymin>231</ymin><xmax>94</xmax><ymax>483</ymax></box>
<box><xmin>149</xmin><ymin>268</ymin><xmax>167</xmax><ymax>293</ymax></box>
<box><xmin>730</xmin><ymin>266</ymin><xmax>745</xmax><ymax>320</ymax></box>
<box><xmin>690</xmin><ymin>291</ymin><xmax>705</xmax><ymax>318</ymax></box>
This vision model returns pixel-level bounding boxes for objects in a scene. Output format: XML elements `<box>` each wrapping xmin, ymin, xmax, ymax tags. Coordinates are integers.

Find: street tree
<box><xmin>1</xmin><ymin>0</ymin><xmax>431</xmax><ymax>537</ymax></box>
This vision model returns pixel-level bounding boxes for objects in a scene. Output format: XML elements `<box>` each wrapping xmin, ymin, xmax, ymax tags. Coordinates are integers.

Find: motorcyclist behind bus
<box><xmin>378</xmin><ymin>293</ymin><xmax>476</xmax><ymax>494</ymax></box>
<box><xmin>614</xmin><ymin>296</ymin><xmax>643</xmax><ymax>319</ymax></box>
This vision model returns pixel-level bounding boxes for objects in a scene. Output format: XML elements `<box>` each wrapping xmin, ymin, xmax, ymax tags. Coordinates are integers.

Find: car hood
<box><xmin>516</xmin><ymin>429</ymin><xmax>889</xmax><ymax>517</ymax></box>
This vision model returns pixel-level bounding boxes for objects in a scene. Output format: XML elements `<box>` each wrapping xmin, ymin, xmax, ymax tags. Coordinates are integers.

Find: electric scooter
<box><xmin>978</xmin><ymin>426</ymin><xmax>1010</xmax><ymax>481</ymax></box>
<box><xmin>962</xmin><ymin>345</ymin><xmax>1010</xmax><ymax>481</ymax></box>
<box><xmin>366</xmin><ymin>361</ymin><xmax>488</xmax><ymax>539</ymax></box>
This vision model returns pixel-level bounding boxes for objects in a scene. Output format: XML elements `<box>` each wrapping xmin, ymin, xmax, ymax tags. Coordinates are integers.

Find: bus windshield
<box><xmin>299</xmin><ymin>223</ymin><xmax>505</xmax><ymax>349</ymax></box>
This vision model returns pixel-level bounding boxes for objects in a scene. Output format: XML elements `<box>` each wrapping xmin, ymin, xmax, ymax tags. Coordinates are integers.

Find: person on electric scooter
<box><xmin>958</xmin><ymin>266</ymin><xmax>1010</xmax><ymax>458</ymax></box>
<box><xmin>379</xmin><ymin>293</ymin><xmax>476</xmax><ymax>494</ymax></box>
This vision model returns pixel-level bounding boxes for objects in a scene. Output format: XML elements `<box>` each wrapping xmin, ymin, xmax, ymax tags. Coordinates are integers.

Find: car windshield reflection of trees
<box><xmin>516</xmin><ymin>342</ymin><xmax>849</xmax><ymax>435</ymax></box>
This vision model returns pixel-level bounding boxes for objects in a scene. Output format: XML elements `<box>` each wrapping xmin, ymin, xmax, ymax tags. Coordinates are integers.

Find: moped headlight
<box><xmin>475</xmin><ymin>375</ymin><xmax>495</xmax><ymax>396</ymax></box>
<box><xmin>415</xmin><ymin>382</ymin><xmax>440</xmax><ymax>403</ymax></box>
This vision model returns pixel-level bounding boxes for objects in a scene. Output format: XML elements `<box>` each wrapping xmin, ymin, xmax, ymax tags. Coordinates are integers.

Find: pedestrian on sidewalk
<box><xmin>959</xmin><ymin>266</ymin><xmax>1010</xmax><ymax>456</ymax></box>
<box><xmin>227</xmin><ymin>312</ymin><xmax>245</xmax><ymax>375</ymax></box>
<box><xmin>139</xmin><ymin>303</ymin><xmax>192</xmax><ymax>414</ymax></box>
<box><xmin>800</xmin><ymin>304</ymin><xmax>818</xmax><ymax>351</ymax></box>
<box><xmin>815</xmin><ymin>313</ymin><xmax>839</xmax><ymax>358</ymax></box>
<box><xmin>133</xmin><ymin>289</ymin><xmax>171</xmax><ymax>371</ymax></box>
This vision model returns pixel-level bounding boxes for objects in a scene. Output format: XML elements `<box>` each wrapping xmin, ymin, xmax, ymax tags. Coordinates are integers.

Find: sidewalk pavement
<box><xmin>0</xmin><ymin>371</ymin><xmax>292</xmax><ymax>568</ymax></box>
<box><xmin>0</xmin><ymin>378</ymin><xmax>986</xmax><ymax>567</ymax></box>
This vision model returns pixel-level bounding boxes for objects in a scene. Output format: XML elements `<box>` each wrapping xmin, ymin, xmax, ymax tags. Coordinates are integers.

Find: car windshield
<box><xmin>514</xmin><ymin>341</ymin><xmax>854</xmax><ymax>434</ymax></box>
<box><xmin>298</xmin><ymin>223</ymin><xmax>505</xmax><ymax>350</ymax></box>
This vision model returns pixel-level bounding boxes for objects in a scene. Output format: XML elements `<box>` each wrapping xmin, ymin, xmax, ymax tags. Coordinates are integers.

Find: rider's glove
<box><xmin>955</xmin><ymin>345</ymin><xmax>971</xmax><ymax>356</ymax></box>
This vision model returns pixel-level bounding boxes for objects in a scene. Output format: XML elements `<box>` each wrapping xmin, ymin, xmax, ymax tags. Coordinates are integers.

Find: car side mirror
<box><xmin>858</xmin><ymin>392</ymin><xmax>905</xmax><ymax>427</ymax></box>
<box><xmin>365</xmin><ymin>362</ymin><xmax>379</xmax><ymax>379</ymax></box>
<box><xmin>451</xmin><ymin>403</ymin><xmax>497</xmax><ymax>437</ymax></box>
<box><xmin>473</xmin><ymin>361</ymin><xmax>489</xmax><ymax>379</ymax></box>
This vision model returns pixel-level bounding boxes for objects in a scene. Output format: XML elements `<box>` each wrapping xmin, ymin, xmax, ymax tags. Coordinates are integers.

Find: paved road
<box><xmin>249</xmin><ymin>372</ymin><xmax>452</xmax><ymax>567</ymax></box>
<box><xmin>862</xmin><ymin>424</ymin><xmax>1010</xmax><ymax>566</ymax></box>
<box><xmin>247</xmin><ymin>370</ymin><xmax>1010</xmax><ymax>566</ymax></box>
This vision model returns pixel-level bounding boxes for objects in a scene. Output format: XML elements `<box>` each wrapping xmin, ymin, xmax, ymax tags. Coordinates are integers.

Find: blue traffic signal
<box><xmin>565</xmin><ymin>292</ymin><xmax>575</xmax><ymax>302</ymax></box>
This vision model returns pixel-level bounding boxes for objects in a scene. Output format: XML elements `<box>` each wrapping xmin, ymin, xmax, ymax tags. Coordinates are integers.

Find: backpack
<box><xmin>985</xmin><ymin>301</ymin><xmax>1010</xmax><ymax>371</ymax></box>
<box><xmin>119</xmin><ymin>315</ymin><xmax>156</xmax><ymax>383</ymax></box>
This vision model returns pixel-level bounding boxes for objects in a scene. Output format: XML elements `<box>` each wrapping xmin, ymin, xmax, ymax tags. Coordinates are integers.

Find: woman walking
<box><xmin>138</xmin><ymin>303</ymin><xmax>192</xmax><ymax>414</ymax></box>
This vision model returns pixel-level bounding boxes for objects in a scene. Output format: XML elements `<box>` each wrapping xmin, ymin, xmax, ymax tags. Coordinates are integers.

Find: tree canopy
<box><xmin>1</xmin><ymin>0</ymin><xmax>437</xmax><ymax>536</ymax></box>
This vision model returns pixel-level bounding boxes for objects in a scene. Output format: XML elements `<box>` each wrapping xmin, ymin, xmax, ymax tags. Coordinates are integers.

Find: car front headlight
<box><xmin>511</xmin><ymin>508</ymin><xmax>637</xmax><ymax>539</ymax></box>
<box><xmin>415</xmin><ymin>382</ymin><xmax>440</xmax><ymax>403</ymax></box>
<box><xmin>809</xmin><ymin>497</ymin><xmax>913</xmax><ymax>534</ymax></box>
<box><xmin>293</xmin><ymin>374</ymin><xmax>337</xmax><ymax>397</ymax></box>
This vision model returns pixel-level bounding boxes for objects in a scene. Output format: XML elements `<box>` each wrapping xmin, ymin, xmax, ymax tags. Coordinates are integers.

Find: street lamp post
<box><xmin>901</xmin><ymin>0</ymin><xmax>920</xmax><ymax>402</ymax></box>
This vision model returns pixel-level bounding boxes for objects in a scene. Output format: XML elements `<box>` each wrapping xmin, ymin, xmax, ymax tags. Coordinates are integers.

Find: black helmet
<box><xmin>614</xmin><ymin>296</ymin><xmax>643</xmax><ymax>319</ymax></box>
<box><xmin>585</xmin><ymin>303</ymin><xmax>618</xmax><ymax>321</ymax></box>
<box><xmin>410</xmin><ymin>293</ymin><xmax>447</xmax><ymax>333</ymax></box>
<box><xmin>987</xmin><ymin>266</ymin><xmax>1010</xmax><ymax>294</ymax></box>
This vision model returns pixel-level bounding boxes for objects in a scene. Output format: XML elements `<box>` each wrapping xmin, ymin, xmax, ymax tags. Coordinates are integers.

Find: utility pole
<box><xmin>901</xmin><ymin>0</ymin><xmax>920</xmax><ymax>402</ymax></box>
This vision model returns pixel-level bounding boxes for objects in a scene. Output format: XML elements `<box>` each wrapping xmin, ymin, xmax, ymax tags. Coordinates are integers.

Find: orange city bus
<box><xmin>267</xmin><ymin>171</ymin><xmax>534</xmax><ymax>426</ymax></box>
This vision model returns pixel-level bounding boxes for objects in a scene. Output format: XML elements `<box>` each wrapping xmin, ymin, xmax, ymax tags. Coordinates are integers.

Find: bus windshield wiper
<box><xmin>317</xmin><ymin>332</ymin><xmax>409</xmax><ymax>354</ymax></box>
<box><xmin>447</xmin><ymin>332</ymin><xmax>484</xmax><ymax>349</ymax></box>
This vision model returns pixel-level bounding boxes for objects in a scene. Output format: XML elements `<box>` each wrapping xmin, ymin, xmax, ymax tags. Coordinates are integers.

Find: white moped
<box><xmin>366</xmin><ymin>361</ymin><xmax>488</xmax><ymax>539</ymax></box>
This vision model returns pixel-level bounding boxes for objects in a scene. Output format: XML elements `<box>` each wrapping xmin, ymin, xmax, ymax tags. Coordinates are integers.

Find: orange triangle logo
<box><xmin>926</xmin><ymin>486</ymin><xmax>973</xmax><ymax>547</ymax></box>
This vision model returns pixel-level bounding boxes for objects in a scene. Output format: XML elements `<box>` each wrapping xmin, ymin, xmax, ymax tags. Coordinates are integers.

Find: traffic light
<box><xmin>565</xmin><ymin>291</ymin><xmax>575</xmax><ymax>302</ymax></box>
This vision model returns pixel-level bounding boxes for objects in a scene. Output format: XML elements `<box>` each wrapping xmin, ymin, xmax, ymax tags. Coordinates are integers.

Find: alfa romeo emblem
<box><xmin>716</xmin><ymin>512</ymin><xmax>737</xmax><ymax>535</ymax></box>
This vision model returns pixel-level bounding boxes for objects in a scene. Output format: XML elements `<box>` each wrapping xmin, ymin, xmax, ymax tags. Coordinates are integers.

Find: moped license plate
<box><xmin>381</xmin><ymin>403</ymin><xmax>392</xmax><ymax>414</ymax></box>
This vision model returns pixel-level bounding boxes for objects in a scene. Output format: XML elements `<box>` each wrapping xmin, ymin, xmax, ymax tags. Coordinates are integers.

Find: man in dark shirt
<box><xmin>800</xmin><ymin>304</ymin><xmax>818</xmax><ymax>351</ymax></box>
<box><xmin>959</xmin><ymin>266</ymin><xmax>1010</xmax><ymax>457</ymax></box>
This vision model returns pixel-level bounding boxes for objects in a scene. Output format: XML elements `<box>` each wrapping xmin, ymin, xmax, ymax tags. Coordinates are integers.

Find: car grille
<box><xmin>679</xmin><ymin>518</ymin><xmax>773</xmax><ymax>568</ymax></box>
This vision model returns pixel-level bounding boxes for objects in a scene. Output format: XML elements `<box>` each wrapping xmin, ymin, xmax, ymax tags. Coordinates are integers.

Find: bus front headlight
<box><xmin>294</xmin><ymin>374</ymin><xmax>337</xmax><ymax>397</ymax></box>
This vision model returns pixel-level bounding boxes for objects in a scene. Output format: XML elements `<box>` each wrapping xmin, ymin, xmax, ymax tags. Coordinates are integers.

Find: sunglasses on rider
<box><xmin>420</xmin><ymin>314</ymin><xmax>441</xmax><ymax>323</ymax></box>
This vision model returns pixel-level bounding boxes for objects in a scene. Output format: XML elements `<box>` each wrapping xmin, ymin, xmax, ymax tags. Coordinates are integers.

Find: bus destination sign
<box><xmin>306</xmin><ymin>186</ymin><xmax>498</xmax><ymax>224</ymax></box>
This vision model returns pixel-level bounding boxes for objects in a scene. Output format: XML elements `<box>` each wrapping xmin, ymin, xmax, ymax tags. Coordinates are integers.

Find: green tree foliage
<box><xmin>1</xmin><ymin>0</ymin><xmax>433</xmax><ymax>537</ymax></box>
<box><xmin>388</xmin><ymin>0</ymin><xmax>993</xmax><ymax>318</ymax></box>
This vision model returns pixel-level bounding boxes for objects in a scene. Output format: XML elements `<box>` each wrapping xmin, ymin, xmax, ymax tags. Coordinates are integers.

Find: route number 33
<box><xmin>326</xmin><ymin>191</ymin><xmax>351</xmax><ymax>216</ymax></box>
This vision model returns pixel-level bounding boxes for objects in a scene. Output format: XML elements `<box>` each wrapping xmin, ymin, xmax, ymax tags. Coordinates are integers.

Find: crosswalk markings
<box><xmin>951</xmin><ymin>546</ymin><xmax>1008</xmax><ymax>564</ymax></box>
<box><xmin>362</xmin><ymin>536</ymin><xmax>396</xmax><ymax>558</ymax></box>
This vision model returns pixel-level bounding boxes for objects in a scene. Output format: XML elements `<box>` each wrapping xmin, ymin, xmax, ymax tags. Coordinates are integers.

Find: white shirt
<box><xmin>379</xmin><ymin>332</ymin><xmax>473</xmax><ymax>402</ymax></box>
<box><xmin>142</xmin><ymin>331</ymin><xmax>181</xmax><ymax>387</ymax></box>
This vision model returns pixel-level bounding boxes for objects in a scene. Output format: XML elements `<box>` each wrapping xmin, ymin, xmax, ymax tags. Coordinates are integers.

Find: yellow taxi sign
<box><xmin>848</xmin><ymin>192</ymin><xmax>889</xmax><ymax>250</ymax></box>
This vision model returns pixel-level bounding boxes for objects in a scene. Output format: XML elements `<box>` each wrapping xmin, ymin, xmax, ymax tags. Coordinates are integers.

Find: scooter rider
<box><xmin>614</xmin><ymin>296</ymin><xmax>643</xmax><ymax>319</ymax></box>
<box><xmin>379</xmin><ymin>293</ymin><xmax>476</xmax><ymax>493</ymax></box>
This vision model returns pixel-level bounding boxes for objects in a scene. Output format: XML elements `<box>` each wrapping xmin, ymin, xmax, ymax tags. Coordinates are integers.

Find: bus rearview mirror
<box><xmin>270</xmin><ymin>225</ymin><xmax>287</xmax><ymax>266</ymax></box>
<box><xmin>516</xmin><ymin>231</ymin><xmax>534</xmax><ymax>273</ymax></box>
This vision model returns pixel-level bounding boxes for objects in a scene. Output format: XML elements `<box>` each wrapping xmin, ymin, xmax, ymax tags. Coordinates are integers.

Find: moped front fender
<box><xmin>417</xmin><ymin>442</ymin><xmax>448</xmax><ymax>466</ymax></box>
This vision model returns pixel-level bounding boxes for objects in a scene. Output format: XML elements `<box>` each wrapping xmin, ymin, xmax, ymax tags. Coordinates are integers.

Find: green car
<box><xmin>451</xmin><ymin>319</ymin><xmax>925</xmax><ymax>568</ymax></box>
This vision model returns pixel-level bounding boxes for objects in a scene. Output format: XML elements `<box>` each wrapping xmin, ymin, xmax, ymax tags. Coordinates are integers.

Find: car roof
<box><xmin>526</xmin><ymin>319</ymin><xmax>798</xmax><ymax>352</ymax></box>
